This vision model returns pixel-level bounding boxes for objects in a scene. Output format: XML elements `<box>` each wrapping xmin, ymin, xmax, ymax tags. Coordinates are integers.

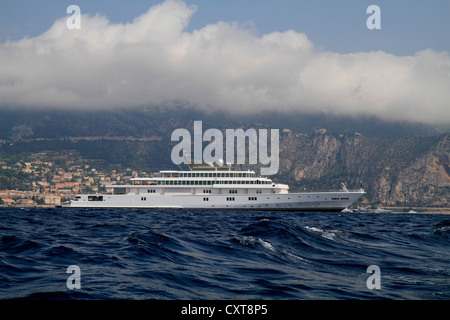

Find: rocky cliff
<box><xmin>277</xmin><ymin>130</ymin><xmax>449</xmax><ymax>206</ymax></box>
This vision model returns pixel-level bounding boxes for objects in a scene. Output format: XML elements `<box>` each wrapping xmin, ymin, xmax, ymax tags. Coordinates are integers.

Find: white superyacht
<box><xmin>69</xmin><ymin>161</ymin><xmax>365</xmax><ymax>211</ymax></box>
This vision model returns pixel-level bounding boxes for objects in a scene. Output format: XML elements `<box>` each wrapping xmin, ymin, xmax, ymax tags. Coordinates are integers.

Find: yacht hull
<box><xmin>69</xmin><ymin>191</ymin><xmax>364</xmax><ymax>212</ymax></box>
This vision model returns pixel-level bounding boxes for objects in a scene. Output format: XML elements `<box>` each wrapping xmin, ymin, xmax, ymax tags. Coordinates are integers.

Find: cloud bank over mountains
<box><xmin>0</xmin><ymin>0</ymin><xmax>449</xmax><ymax>124</ymax></box>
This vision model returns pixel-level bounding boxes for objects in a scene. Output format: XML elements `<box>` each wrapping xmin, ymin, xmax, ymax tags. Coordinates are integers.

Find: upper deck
<box><xmin>157</xmin><ymin>169</ymin><xmax>257</xmax><ymax>178</ymax></box>
<box><xmin>127</xmin><ymin>169</ymin><xmax>274</xmax><ymax>186</ymax></box>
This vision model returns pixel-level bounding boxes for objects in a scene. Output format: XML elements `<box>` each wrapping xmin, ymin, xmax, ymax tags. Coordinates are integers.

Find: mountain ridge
<box><xmin>0</xmin><ymin>107</ymin><xmax>449</xmax><ymax>206</ymax></box>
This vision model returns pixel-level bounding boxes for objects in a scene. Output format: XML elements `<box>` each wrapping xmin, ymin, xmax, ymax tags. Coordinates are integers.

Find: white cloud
<box><xmin>0</xmin><ymin>0</ymin><xmax>449</xmax><ymax>124</ymax></box>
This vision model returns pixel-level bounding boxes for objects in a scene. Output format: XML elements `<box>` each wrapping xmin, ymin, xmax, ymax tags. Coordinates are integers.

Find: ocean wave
<box><xmin>0</xmin><ymin>208</ymin><xmax>449</xmax><ymax>300</ymax></box>
<box><xmin>434</xmin><ymin>219</ymin><xmax>450</xmax><ymax>238</ymax></box>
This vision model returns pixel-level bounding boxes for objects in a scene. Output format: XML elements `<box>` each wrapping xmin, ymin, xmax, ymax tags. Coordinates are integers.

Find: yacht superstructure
<box><xmin>69</xmin><ymin>163</ymin><xmax>364</xmax><ymax>211</ymax></box>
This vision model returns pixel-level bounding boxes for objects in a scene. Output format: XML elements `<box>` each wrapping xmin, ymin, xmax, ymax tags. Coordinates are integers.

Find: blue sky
<box><xmin>1</xmin><ymin>0</ymin><xmax>449</xmax><ymax>55</ymax></box>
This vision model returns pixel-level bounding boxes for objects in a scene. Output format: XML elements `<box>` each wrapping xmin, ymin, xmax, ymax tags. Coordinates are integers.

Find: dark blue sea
<box><xmin>0</xmin><ymin>207</ymin><xmax>449</xmax><ymax>300</ymax></box>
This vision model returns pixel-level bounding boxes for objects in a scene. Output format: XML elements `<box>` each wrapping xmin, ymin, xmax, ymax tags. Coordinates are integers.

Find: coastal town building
<box><xmin>0</xmin><ymin>151</ymin><xmax>146</xmax><ymax>207</ymax></box>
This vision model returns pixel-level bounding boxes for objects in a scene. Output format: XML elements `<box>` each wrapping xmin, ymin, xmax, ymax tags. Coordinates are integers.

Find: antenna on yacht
<box><xmin>183</xmin><ymin>152</ymin><xmax>193</xmax><ymax>170</ymax></box>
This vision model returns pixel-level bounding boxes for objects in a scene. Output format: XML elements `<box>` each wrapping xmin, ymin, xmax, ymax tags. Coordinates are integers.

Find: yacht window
<box><xmin>113</xmin><ymin>188</ymin><xmax>126</xmax><ymax>194</ymax></box>
<box><xmin>88</xmin><ymin>196</ymin><xmax>103</xmax><ymax>201</ymax></box>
